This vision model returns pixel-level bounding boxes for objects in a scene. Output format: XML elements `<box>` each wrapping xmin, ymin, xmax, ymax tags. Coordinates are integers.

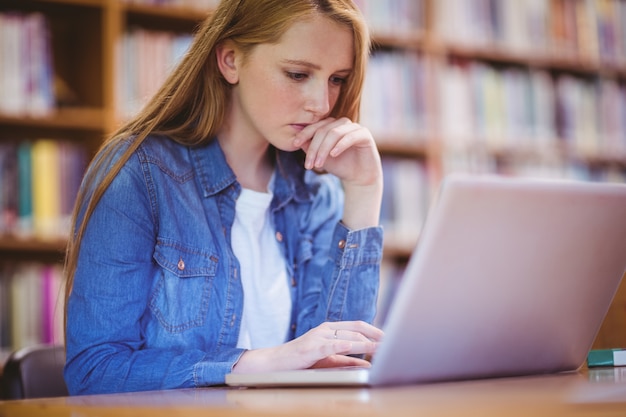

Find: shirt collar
<box><xmin>190</xmin><ymin>139</ymin><xmax>313</xmax><ymax>204</ymax></box>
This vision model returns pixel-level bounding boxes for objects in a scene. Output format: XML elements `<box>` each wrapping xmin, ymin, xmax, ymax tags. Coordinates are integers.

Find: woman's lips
<box><xmin>291</xmin><ymin>123</ymin><xmax>309</xmax><ymax>132</ymax></box>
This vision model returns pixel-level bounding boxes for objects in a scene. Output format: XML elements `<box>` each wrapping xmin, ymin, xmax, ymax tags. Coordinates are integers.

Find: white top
<box><xmin>232</xmin><ymin>187</ymin><xmax>291</xmax><ymax>350</ymax></box>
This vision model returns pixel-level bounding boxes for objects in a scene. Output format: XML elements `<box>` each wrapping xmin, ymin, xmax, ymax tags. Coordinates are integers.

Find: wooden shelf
<box><xmin>372</xmin><ymin>31</ymin><xmax>428</xmax><ymax>51</ymax></box>
<box><xmin>123</xmin><ymin>3</ymin><xmax>210</xmax><ymax>20</ymax></box>
<box><xmin>0</xmin><ymin>236</ymin><xmax>66</xmax><ymax>263</ymax></box>
<box><xmin>16</xmin><ymin>0</ymin><xmax>105</xmax><ymax>7</ymax></box>
<box><xmin>440</xmin><ymin>42</ymin><xmax>626</xmax><ymax>75</ymax></box>
<box><xmin>0</xmin><ymin>108</ymin><xmax>107</xmax><ymax>132</ymax></box>
<box><xmin>377</xmin><ymin>140</ymin><xmax>431</xmax><ymax>159</ymax></box>
<box><xmin>122</xmin><ymin>2</ymin><xmax>211</xmax><ymax>32</ymax></box>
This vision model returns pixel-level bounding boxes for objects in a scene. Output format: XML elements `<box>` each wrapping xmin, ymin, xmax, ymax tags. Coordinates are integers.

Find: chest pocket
<box><xmin>150</xmin><ymin>240</ymin><xmax>218</xmax><ymax>333</ymax></box>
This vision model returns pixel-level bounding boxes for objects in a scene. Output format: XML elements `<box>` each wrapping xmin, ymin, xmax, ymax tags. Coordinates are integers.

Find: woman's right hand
<box><xmin>231</xmin><ymin>321</ymin><xmax>383</xmax><ymax>373</ymax></box>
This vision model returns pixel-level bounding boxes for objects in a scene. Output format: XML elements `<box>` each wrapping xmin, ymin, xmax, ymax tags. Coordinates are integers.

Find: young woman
<box><xmin>64</xmin><ymin>0</ymin><xmax>384</xmax><ymax>394</ymax></box>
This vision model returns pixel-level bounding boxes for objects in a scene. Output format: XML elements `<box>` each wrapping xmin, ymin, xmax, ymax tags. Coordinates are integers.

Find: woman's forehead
<box><xmin>258</xmin><ymin>15</ymin><xmax>354</xmax><ymax>69</ymax></box>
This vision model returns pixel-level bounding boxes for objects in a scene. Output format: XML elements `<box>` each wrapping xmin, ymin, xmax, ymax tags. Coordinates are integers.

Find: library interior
<box><xmin>1</xmin><ymin>0</ymin><xmax>626</xmax><ymax>414</ymax></box>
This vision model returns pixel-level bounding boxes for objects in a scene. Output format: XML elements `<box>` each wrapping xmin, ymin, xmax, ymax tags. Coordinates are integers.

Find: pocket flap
<box><xmin>153</xmin><ymin>239</ymin><xmax>218</xmax><ymax>278</ymax></box>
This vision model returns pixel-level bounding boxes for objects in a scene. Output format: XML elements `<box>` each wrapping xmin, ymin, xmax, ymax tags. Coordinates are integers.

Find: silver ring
<box><xmin>334</xmin><ymin>329</ymin><xmax>338</xmax><ymax>339</ymax></box>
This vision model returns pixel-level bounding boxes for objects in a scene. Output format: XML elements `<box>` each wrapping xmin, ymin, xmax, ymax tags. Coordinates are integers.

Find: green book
<box><xmin>17</xmin><ymin>141</ymin><xmax>33</xmax><ymax>234</ymax></box>
<box><xmin>587</xmin><ymin>349</ymin><xmax>626</xmax><ymax>367</ymax></box>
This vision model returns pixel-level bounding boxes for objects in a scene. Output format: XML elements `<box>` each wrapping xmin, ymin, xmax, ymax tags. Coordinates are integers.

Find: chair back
<box><xmin>0</xmin><ymin>344</ymin><xmax>68</xmax><ymax>399</ymax></box>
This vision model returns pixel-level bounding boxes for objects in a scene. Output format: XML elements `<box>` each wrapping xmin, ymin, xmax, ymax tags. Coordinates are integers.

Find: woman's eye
<box><xmin>330</xmin><ymin>76</ymin><xmax>347</xmax><ymax>86</ymax></box>
<box><xmin>287</xmin><ymin>72</ymin><xmax>307</xmax><ymax>81</ymax></box>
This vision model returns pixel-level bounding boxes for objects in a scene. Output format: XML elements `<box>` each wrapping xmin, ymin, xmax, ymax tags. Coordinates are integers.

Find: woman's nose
<box><xmin>304</xmin><ymin>83</ymin><xmax>331</xmax><ymax>116</ymax></box>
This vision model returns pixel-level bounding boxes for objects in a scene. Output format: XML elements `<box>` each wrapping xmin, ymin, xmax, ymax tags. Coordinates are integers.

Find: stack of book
<box><xmin>435</xmin><ymin>0</ymin><xmax>626</xmax><ymax>64</ymax></box>
<box><xmin>116</xmin><ymin>28</ymin><xmax>193</xmax><ymax>119</ymax></box>
<box><xmin>0</xmin><ymin>140</ymin><xmax>86</xmax><ymax>241</ymax></box>
<box><xmin>0</xmin><ymin>12</ymin><xmax>55</xmax><ymax>117</ymax></box>
<box><xmin>379</xmin><ymin>158</ymin><xmax>429</xmax><ymax>250</ymax></box>
<box><xmin>0</xmin><ymin>262</ymin><xmax>65</xmax><ymax>352</ymax></box>
<box><xmin>361</xmin><ymin>51</ymin><xmax>429</xmax><ymax>140</ymax></box>
<box><xmin>438</xmin><ymin>61</ymin><xmax>626</xmax><ymax>160</ymax></box>
<box><xmin>354</xmin><ymin>0</ymin><xmax>425</xmax><ymax>36</ymax></box>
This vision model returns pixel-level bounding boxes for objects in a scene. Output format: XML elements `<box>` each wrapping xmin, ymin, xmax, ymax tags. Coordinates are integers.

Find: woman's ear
<box><xmin>216</xmin><ymin>40</ymin><xmax>239</xmax><ymax>85</ymax></box>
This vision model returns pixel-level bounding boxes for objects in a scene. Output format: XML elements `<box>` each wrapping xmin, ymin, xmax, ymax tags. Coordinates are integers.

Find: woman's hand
<box><xmin>293</xmin><ymin>118</ymin><xmax>383</xmax><ymax>230</ymax></box>
<box><xmin>231</xmin><ymin>321</ymin><xmax>384</xmax><ymax>374</ymax></box>
<box><xmin>293</xmin><ymin>117</ymin><xmax>381</xmax><ymax>187</ymax></box>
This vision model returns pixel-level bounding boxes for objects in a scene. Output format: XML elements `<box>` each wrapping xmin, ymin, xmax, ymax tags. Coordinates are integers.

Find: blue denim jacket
<box><xmin>64</xmin><ymin>135</ymin><xmax>383</xmax><ymax>395</ymax></box>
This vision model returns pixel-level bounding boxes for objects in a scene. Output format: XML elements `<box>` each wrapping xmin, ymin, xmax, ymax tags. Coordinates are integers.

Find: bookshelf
<box><xmin>0</xmin><ymin>0</ymin><xmax>625</xmax><ymax>353</ymax></box>
<box><xmin>0</xmin><ymin>0</ymin><xmax>214</xmax><ymax>353</ymax></box>
<box><xmin>360</xmin><ymin>0</ymin><xmax>626</xmax><ymax>347</ymax></box>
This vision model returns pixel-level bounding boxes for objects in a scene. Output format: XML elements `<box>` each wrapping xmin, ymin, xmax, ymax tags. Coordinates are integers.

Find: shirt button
<box><xmin>338</xmin><ymin>239</ymin><xmax>346</xmax><ymax>249</ymax></box>
<box><xmin>177</xmin><ymin>258</ymin><xmax>185</xmax><ymax>271</ymax></box>
<box><xmin>291</xmin><ymin>277</ymin><xmax>297</xmax><ymax>287</ymax></box>
<box><xmin>276</xmin><ymin>231</ymin><xmax>283</xmax><ymax>242</ymax></box>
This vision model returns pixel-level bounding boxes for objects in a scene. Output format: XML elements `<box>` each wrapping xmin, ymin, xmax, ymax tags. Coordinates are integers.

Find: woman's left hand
<box><xmin>293</xmin><ymin>117</ymin><xmax>382</xmax><ymax>188</ymax></box>
<box><xmin>293</xmin><ymin>117</ymin><xmax>383</xmax><ymax>230</ymax></box>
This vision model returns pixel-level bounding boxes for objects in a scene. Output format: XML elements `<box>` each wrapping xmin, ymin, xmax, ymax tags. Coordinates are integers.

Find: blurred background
<box><xmin>0</xmin><ymin>0</ymin><xmax>624</xmax><ymax>362</ymax></box>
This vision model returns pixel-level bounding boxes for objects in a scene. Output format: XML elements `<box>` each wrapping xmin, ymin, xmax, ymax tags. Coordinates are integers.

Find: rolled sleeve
<box><xmin>324</xmin><ymin>223</ymin><xmax>383</xmax><ymax>322</ymax></box>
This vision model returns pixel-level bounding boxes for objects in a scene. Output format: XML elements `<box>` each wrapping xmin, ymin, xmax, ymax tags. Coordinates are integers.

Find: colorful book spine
<box><xmin>32</xmin><ymin>140</ymin><xmax>61</xmax><ymax>240</ymax></box>
<box><xmin>17</xmin><ymin>142</ymin><xmax>33</xmax><ymax>236</ymax></box>
<box><xmin>0</xmin><ymin>12</ymin><xmax>54</xmax><ymax>117</ymax></box>
<box><xmin>433</xmin><ymin>0</ymin><xmax>626</xmax><ymax>64</ymax></box>
<box><xmin>379</xmin><ymin>157</ymin><xmax>429</xmax><ymax>249</ymax></box>
<box><xmin>0</xmin><ymin>262</ymin><xmax>65</xmax><ymax>351</ymax></box>
<box><xmin>354</xmin><ymin>0</ymin><xmax>425</xmax><ymax>35</ymax></box>
<box><xmin>361</xmin><ymin>51</ymin><xmax>429</xmax><ymax>139</ymax></box>
<box><xmin>123</xmin><ymin>0</ymin><xmax>220</xmax><ymax>8</ymax></box>
<box><xmin>0</xmin><ymin>140</ymin><xmax>86</xmax><ymax>240</ymax></box>
<box><xmin>116</xmin><ymin>28</ymin><xmax>193</xmax><ymax>119</ymax></box>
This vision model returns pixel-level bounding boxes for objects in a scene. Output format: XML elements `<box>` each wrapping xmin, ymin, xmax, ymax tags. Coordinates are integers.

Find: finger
<box><xmin>332</xmin><ymin>329</ymin><xmax>376</xmax><ymax>344</ymax></box>
<box><xmin>330</xmin><ymin>321</ymin><xmax>384</xmax><ymax>342</ymax></box>
<box><xmin>293</xmin><ymin>118</ymin><xmax>336</xmax><ymax>147</ymax></box>
<box><xmin>329</xmin><ymin>337</ymin><xmax>378</xmax><ymax>358</ymax></box>
<box><xmin>301</xmin><ymin>119</ymin><xmax>342</xmax><ymax>169</ymax></box>
<box><xmin>327</xmin><ymin>126</ymin><xmax>373</xmax><ymax>158</ymax></box>
<box><xmin>296</xmin><ymin>118</ymin><xmax>355</xmax><ymax>170</ymax></box>
<box><xmin>309</xmin><ymin>122</ymin><xmax>361</xmax><ymax>169</ymax></box>
<box><xmin>310</xmin><ymin>355</ymin><xmax>372</xmax><ymax>369</ymax></box>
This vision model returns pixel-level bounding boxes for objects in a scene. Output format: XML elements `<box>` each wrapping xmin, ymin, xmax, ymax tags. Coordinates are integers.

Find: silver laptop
<box><xmin>226</xmin><ymin>174</ymin><xmax>626</xmax><ymax>387</ymax></box>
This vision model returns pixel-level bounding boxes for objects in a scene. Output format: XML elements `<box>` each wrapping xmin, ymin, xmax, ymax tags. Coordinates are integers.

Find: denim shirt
<box><xmin>64</xmin><ymin>135</ymin><xmax>383</xmax><ymax>395</ymax></box>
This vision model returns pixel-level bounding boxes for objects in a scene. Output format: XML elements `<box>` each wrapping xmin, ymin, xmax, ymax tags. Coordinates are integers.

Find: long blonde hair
<box><xmin>63</xmin><ymin>0</ymin><xmax>370</xmax><ymax>330</ymax></box>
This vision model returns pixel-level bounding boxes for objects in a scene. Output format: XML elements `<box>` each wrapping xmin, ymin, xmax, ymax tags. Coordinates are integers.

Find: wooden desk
<box><xmin>1</xmin><ymin>369</ymin><xmax>626</xmax><ymax>417</ymax></box>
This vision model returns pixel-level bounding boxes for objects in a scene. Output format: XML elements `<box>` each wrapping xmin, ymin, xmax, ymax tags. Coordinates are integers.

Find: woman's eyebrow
<box><xmin>281</xmin><ymin>59</ymin><xmax>352</xmax><ymax>74</ymax></box>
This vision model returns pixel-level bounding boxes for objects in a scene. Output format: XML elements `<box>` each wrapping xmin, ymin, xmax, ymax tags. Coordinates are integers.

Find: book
<box><xmin>0</xmin><ymin>143</ymin><xmax>18</xmax><ymax>235</ymax></box>
<box><xmin>31</xmin><ymin>139</ymin><xmax>61</xmax><ymax>240</ymax></box>
<box><xmin>0</xmin><ymin>12</ymin><xmax>55</xmax><ymax>117</ymax></box>
<box><xmin>117</xmin><ymin>28</ymin><xmax>193</xmax><ymax>119</ymax></box>
<box><xmin>587</xmin><ymin>348</ymin><xmax>626</xmax><ymax>367</ymax></box>
<box><xmin>379</xmin><ymin>157</ymin><xmax>429</xmax><ymax>249</ymax></box>
<box><xmin>10</xmin><ymin>264</ymin><xmax>43</xmax><ymax>350</ymax></box>
<box><xmin>17</xmin><ymin>141</ymin><xmax>33</xmax><ymax>237</ymax></box>
<box><xmin>0</xmin><ymin>262</ymin><xmax>66</xmax><ymax>351</ymax></box>
<box><xmin>0</xmin><ymin>265</ymin><xmax>11</xmax><ymax>350</ymax></box>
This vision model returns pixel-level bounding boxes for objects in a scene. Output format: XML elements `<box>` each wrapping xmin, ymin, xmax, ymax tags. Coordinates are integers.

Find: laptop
<box><xmin>226</xmin><ymin>174</ymin><xmax>626</xmax><ymax>387</ymax></box>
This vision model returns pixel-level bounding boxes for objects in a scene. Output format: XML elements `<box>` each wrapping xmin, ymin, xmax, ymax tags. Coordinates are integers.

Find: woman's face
<box><xmin>224</xmin><ymin>14</ymin><xmax>354</xmax><ymax>151</ymax></box>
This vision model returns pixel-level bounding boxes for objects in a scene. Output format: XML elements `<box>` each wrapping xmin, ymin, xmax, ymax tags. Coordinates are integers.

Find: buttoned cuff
<box><xmin>331</xmin><ymin>222</ymin><xmax>383</xmax><ymax>268</ymax></box>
